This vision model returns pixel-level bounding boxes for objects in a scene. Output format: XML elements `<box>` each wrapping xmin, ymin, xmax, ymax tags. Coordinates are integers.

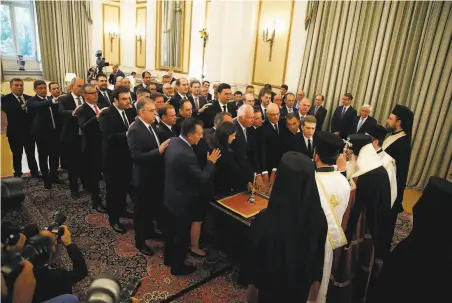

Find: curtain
<box><xmin>299</xmin><ymin>1</ymin><xmax>452</xmax><ymax>190</ymax></box>
<box><xmin>164</xmin><ymin>0</ymin><xmax>182</xmax><ymax>68</ymax></box>
<box><xmin>35</xmin><ymin>0</ymin><xmax>92</xmax><ymax>86</ymax></box>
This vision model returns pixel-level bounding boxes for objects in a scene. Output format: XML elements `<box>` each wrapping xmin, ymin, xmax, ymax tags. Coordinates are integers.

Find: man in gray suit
<box><xmin>163</xmin><ymin>117</ymin><xmax>221</xmax><ymax>276</ymax></box>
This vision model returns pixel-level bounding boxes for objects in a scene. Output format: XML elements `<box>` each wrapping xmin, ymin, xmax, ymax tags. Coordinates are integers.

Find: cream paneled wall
<box><xmin>90</xmin><ymin>0</ymin><xmax>308</xmax><ymax>93</ymax></box>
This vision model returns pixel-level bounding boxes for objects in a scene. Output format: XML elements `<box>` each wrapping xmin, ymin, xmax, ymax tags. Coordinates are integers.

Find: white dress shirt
<box><xmin>114</xmin><ymin>105</ymin><xmax>130</xmax><ymax>126</ymax></box>
<box><xmin>356</xmin><ymin>116</ymin><xmax>368</xmax><ymax>132</ymax></box>
<box><xmin>139</xmin><ymin>117</ymin><xmax>160</xmax><ymax>146</ymax></box>
<box><xmin>303</xmin><ymin>134</ymin><xmax>313</xmax><ymax>150</ymax></box>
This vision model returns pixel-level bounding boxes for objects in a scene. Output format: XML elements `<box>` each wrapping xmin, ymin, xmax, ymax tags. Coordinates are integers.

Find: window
<box><xmin>0</xmin><ymin>0</ymin><xmax>38</xmax><ymax>58</ymax></box>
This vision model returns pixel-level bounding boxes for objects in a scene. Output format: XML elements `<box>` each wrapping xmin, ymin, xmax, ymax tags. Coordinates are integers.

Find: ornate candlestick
<box><xmin>248</xmin><ymin>173</ymin><xmax>257</xmax><ymax>204</ymax></box>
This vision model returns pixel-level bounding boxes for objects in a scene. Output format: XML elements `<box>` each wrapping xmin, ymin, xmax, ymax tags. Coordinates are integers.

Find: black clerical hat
<box><xmin>315</xmin><ymin>131</ymin><xmax>344</xmax><ymax>162</ymax></box>
<box><xmin>391</xmin><ymin>104</ymin><xmax>414</xmax><ymax>139</ymax></box>
<box><xmin>348</xmin><ymin>134</ymin><xmax>372</xmax><ymax>155</ymax></box>
<box><xmin>367</xmin><ymin>124</ymin><xmax>387</xmax><ymax>141</ymax></box>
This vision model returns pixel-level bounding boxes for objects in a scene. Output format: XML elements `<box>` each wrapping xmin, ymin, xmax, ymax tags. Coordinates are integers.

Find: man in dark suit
<box><xmin>255</xmin><ymin>88</ymin><xmax>272</xmax><ymax>120</ymax></box>
<box><xmin>201</xmin><ymin>83</ymin><xmax>237</xmax><ymax>129</ymax></box>
<box><xmin>231</xmin><ymin>104</ymin><xmax>264</xmax><ymax>188</ymax></box>
<box><xmin>163</xmin><ymin>118</ymin><xmax>220</xmax><ymax>275</ymax></box>
<box><xmin>309</xmin><ymin>94</ymin><xmax>328</xmax><ymax>131</ymax></box>
<box><xmin>151</xmin><ymin>92</ymin><xmax>165</xmax><ymax>125</ymax></box>
<box><xmin>96</xmin><ymin>73</ymin><xmax>113</xmax><ymax>108</ymax></box>
<box><xmin>282</xmin><ymin>113</ymin><xmax>303</xmax><ymax>153</ymax></box>
<box><xmin>59</xmin><ymin>78</ymin><xmax>86</xmax><ymax>197</ymax></box>
<box><xmin>1</xmin><ymin>78</ymin><xmax>39</xmax><ymax>177</ymax></box>
<box><xmin>202</xmin><ymin>80</ymin><xmax>213</xmax><ymax>100</ymax></box>
<box><xmin>75</xmin><ymin>84</ymin><xmax>107</xmax><ymax>213</ymax></box>
<box><xmin>157</xmin><ymin>104</ymin><xmax>177</xmax><ymax>142</ymax></box>
<box><xmin>331</xmin><ymin>93</ymin><xmax>357</xmax><ymax>139</ymax></box>
<box><xmin>111</xmin><ymin>64</ymin><xmax>125</xmax><ymax>85</ymax></box>
<box><xmin>133</xmin><ymin>71</ymin><xmax>152</xmax><ymax>94</ymax></box>
<box><xmin>174</xmin><ymin>99</ymin><xmax>193</xmax><ymax>136</ymax></box>
<box><xmin>280</xmin><ymin>84</ymin><xmax>288</xmax><ymax>104</ymax></box>
<box><xmin>99</xmin><ymin>87</ymin><xmax>137</xmax><ymax>233</ymax></box>
<box><xmin>27</xmin><ymin>81</ymin><xmax>60</xmax><ymax>189</ymax></box>
<box><xmin>168</xmin><ymin>77</ymin><xmax>194</xmax><ymax>113</ymax></box>
<box><xmin>280</xmin><ymin>92</ymin><xmax>296</xmax><ymax>121</ymax></box>
<box><xmin>353</xmin><ymin>104</ymin><xmax>377</xmax><ymax>134</ymax></box>
<box><xmin>162</xmin><ymin>83</ymin><xmax>173</xmax><ymax>102</ymax></box>
<box><xmin>260</xmin><ymin>103</ymin><xmax>285</xmax><ymax>173</ymax></box>
<box><xmin>298</xmin><ymin>115</ymin><xmax>317</xmax><ymax>159</ymax></box>
<box><xmin>189</xmin><ymin>80</ymin><xmax>208</xmax><ymax>114</ymax></box>
<box><xmin>127</xmin><ymin>99</ymin><xmax>171</xmax><ymax>256</ymax></box>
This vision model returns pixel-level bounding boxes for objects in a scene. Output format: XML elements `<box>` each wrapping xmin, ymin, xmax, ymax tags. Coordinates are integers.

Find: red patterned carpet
<box><xmin>2</xmin><ymin>174</ymin><xmax>412</xmax><ymax>302</ymax></box>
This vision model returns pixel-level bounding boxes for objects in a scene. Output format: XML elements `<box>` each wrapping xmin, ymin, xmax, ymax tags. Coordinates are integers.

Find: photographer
<box><xmin>32</xmin><ymin>226</ymin><xmax>88</xmax><ymax>303</ymax></box>
<box><xmin>1</xmin><ymin>260</ymin><xmax>36</xmax><ymax>303</ymax></box>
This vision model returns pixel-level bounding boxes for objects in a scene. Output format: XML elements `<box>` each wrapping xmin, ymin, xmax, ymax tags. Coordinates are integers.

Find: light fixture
<box><xmin>136</xmin><ymin>31</ymin><xmax>144</xmax><ymax>54</ymax></box>
<box><xmin>105</xmin><ymin>23</ymin><xmax>119</xmax><ymax>52</ymax></box>
<box><xmin>108</xmin><ymin>32</ymin><xmax>118</xmax><ymax>52</ymax></box>
<box><xmin>262</xmin><ymin>22</ymin><xmax>276</xmax><ymax>61</ymax></box>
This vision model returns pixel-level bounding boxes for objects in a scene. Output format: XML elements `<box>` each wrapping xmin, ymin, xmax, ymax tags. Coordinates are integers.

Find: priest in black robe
<box><xmin>247</xmin><ymin>152</ymin><xmax>327</xmax><ymax>303</ymax></box>
<box><xmin>382</xmin><ymin>104</ymin><xmax>413</xmax><ymax>240</ymax></box>
<box><xmin>368</xmin><ymin>177</ymin><xmax>452</xmax><ymax>303</ymax></box>
<box><xmin>328</xmin><ymin>134</ymin><xmax>392</xmax><ymax>303</ymax></box>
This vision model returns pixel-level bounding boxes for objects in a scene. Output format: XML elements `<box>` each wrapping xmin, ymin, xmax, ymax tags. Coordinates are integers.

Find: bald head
<box><xmin>298</xmin><ymin>97</ymin><xmax>311</xmax><ymax>116</ymax></box>
<box><xmin>71</xmin><ymin>77</ymin><xmax>84</xmax><ymax>96</ymax></box>
<box><xmin>266</xmin><ymin>103</ymin><xmax>280</xmax><ymax>124</ymax></box>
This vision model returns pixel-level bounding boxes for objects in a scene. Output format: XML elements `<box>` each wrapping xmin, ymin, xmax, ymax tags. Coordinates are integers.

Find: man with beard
<box><xmin>96</xmin><ymin>73</ymin><xmax>113</xmax><ymax>108</ymax></box>
<box><xmin>383</xmin><ymin>104</ymin><xmax>413</xmax><ymax>240</ymax></box>
<box><xmin>328</xmin><ymin>134</ymin><xmax>392</xmax><ymax>303</ymax></box>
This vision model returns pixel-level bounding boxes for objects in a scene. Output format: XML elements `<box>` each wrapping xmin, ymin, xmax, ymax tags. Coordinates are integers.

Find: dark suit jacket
<box><xmin>97</xmin><ymin>88</ymin><xmax>113</xmax><ymax>108</ymax></box>
<box><xmin>113</xmin><ymin>70</ymin><xmax>125</xmax><ymax>84</ymax></box>
<box><xmin>309</xmin><ymin>105</ymin><xmax>328</xmax><ymax>131</ymax></box>
<box><xmin>163</xmin><ymin>137</ymin><xmax>215</xmax><ymax>217</ymax></box>
<box><xmin>76</xmin><ymin>103</ymin><xmax>105</xmax><ymax>155</ymax></box>
<box><xmin>230</xmin><ymin>121</ymin><xmax>261</xmax><ymax>174</ymax></box>
<box><xmin>127</xmin><ymin>118</ymin><xmax>164</xmax><ymax>191</ymax></box>
<box><xmin>260</xmin><ymin>120</ymin><xmax>285</xmax><ymax>172</ymax></box>
<box><xmin>282</xmin><ymin>129</ymin><xmax>303</xmax><ymax>153</ymax></box>
<box><xmin>298</xmin><ymin>134</ymin><xmax>315</xmax><ymax>159</ymax></box>
<box><xmin>98</xmin><ymin>105</ymin><xmax>137</xmax><ymax>174</ymax></box>
<box><xmin>279</xmin><ymin>105</ymin><xmax>296</xmax><ymax>121</ymax></box>
<box><xmin>133</xmin><ymin>83</ymin><xmax>148</xmax><ymax>94</ymax></box>
<box><xmin>202</xmin><ymin>100</ymin><xmax>237</xmax><ymax>129</ymax></box>
<box><xmin>156</xmin><ymin>121</ymin><xmax>176</xmax><ymax>142</ymax></box>
<box><xmin>214</xmin><ymin>145</ymin><xmax>254</xmax><ymax>195</ymax></box>
<box><xmin>27</xmin><ymin>95</ymin><xmax>60</xmax><ymax>139</ymax></box>
<box><xmin>169</xmin><ymin>93</ymin><xmax>194</xmax><ymax>113</ymax></box>
<box><xmin>353</xmin><ymin>115</ymin><xmax>377</xmax><ymax>134</ymax></box>
<box><xmin>331</xmin><ymin>105</ymin><xmax>357</xmax><ymax>139</ymax></box>
<box><xmin>1</xmin><ymin>93</ymin><xmax>32</xmax><ymax>138</ymax></box>
<box><xmin>59</xmin><ymin>94</ymin><xmax>83</xmax><ymax>143</ymax></box>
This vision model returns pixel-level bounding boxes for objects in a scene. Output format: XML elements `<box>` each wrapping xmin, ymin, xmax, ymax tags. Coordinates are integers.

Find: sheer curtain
<box><xmin>35</xmin><ymin>0</ymin><xmax>92</xmax><ymax>86</ymax></box>
<box><xmin>299</xmin><ymin>1</ymin><xmax>451</xmax><ymax>190</ymax></box>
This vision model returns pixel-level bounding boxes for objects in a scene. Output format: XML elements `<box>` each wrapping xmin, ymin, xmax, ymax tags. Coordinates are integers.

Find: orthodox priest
<box><xmin>367</xmin><ymin>177</ymin><xmax>452</xmax><ymax>303</ymax></box>
<box><xmin>383</xmin><ymin>104</ymin><xmax>413</xmax><ymax>236</ymax></box>
<box><xmin>367</xmin><ymin>124</ymin><xmax>397</xmax><ymax>207</ymax></box>
<box><xmin>247</xmin><ymin>152</ymin><xmax>327</xmax><ymax>303</ymax></box>
<box><xmin>328</xmin><ymin>134</ymin><xmax>392</xmax><ymax>303</ymax></box>
<box><xmin>308</xmin><ymin>132</ymin><xmax>350</xmax><ymax>303</ymax></box>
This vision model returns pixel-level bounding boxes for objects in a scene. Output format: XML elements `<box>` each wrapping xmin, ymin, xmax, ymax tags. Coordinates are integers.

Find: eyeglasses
<box><xmin>85</xmin><ymin>92</ymin><xmax>97</xmax><ymax>95</ymax></box>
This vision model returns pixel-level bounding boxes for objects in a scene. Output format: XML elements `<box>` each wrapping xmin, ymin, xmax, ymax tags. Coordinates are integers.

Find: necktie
<box><xmin>121</xmin><ymin>111</ymin><xmax>129</xmax><ymax>128</ymax></box>
<box><xmin>49</xmin><ymin>107</ymin><xmax>56</xmax><ymax>129</ymax></box>
<box><xmin>274</xmin><ymin>123</ymin><xmax>279</xmax><ymax>134</ymax></box>
<box><xmin>149</xmin><ymin>125</ymin><xmax>161</xmax><ymax>147</ymax></box>
<box><xmin>288</xmin><ymin>108</ymin><xmax>293</xmax><ymax>113</ymax></box>
<box><xmin>341</xmin><ymin>106</ymin><xmax>346</xmax><ymax>118</ymax></box>
<box><xmin>103</xmin><ymin>92</ymin><xmax>110</xmax><ymax>104</ymax></box>
<box><xmin>308</xmin><ymin>138</ymin><xmax>312</xmax><ymax>155</ymax></box>
<box><xmin>223</xmin><ymin>105</ymin><xmax>227</xmax><ymax>113</ymax></box>
<box><xmin>77</xmin><ymin>96</ymin><xmax>82</xmax><ymax>106</ymax></box>
<box><xmin>194</xmin><ymin>97</ymin><xmax>199</xmax><ymax>110</ymax></box>
<box><xmin>263</xmin><ymin>108</ymin><xmax>267</xmax><ymax>119</ymax></box>
<box><xmin>17</xmin><ymin>96</ymin><xmax>24</xmax><ymax>105</ymax></box>
<box><xmin>94</xmin><ymin>105</ymin><xmax>99</xmax><ymax>115</ymax></box>
<box><xmin>244</xmin><ymin>128</ymin><xmax>248</xmax><ymax>142</ymax></box>
<box><xmin>357</xmin><ymin>118</ymin><xmax>364</xmax><ymax>131</ymax></box>
<box><xmin>314</xmin><ymin>106</ymin><xmax>319</xmax><ymax>115</ymax></box>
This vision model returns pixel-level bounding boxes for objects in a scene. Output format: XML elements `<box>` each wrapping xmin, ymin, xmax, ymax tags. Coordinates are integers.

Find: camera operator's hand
<box><xmin>12</xmin><ymin>260</ymin><xmax>36</xmax><ymax>303</ymax></box>
<box><xmin>130</xmin><ymin>297</ymin><xmax>141</xmax><ymax>303</ymax></box>
<box><xmin>60</xmin><ymin>225</ymin><xmax>72</xmax><ymax>246</ymax></box>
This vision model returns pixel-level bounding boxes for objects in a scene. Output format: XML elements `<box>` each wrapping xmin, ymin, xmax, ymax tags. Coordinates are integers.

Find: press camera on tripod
<box><xmin>88</xmin><ymin>50</ymin><xmax>110</xmax><ymax>80</ymax></box>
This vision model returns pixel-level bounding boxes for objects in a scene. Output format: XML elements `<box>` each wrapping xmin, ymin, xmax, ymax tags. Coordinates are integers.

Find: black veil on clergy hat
<box><xmin>391</xmin><ymin>104</ymin><xmax>414</xmax><ymax>140</ymax></box>
<box><xmin>315</xmin><ymin>131</ymin><xmax>344</xmax><ymax>162</ymax></box>
<box><xmin>348</xmin><ymin>134</ymin><xmax>372</xmax><ymax>155</ymax></box>
<box><xmin>367</xmin><ymin>124</ymin><xmax>387</xmax><ymax>142</ymax></box>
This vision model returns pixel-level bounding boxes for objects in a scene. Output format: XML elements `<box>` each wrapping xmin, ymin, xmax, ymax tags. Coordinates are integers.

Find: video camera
<box><xmin>86</xmin><ymin>274</ymin><xmax>142</xmax><ymax>303</ymax></box>
<box><xmin>47</xmin><ymin>211</ymin><xmax>67</xmax><ymax>239</ymax></box>
<box><xmin>1</xmin><ymin>178</ymin><xmax>25</xmax><ymax>217</ymax></box>
<box><xmin>95</xmin><ymin>50</ymin><xmax>109</xmax><ymax>74</ymax></box>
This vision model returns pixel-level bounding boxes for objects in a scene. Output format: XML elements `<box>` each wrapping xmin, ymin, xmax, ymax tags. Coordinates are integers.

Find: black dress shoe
<box><xmin>44</xmin><ymin>180</ymin><xmax>52</xmax><ymax>189</ymax></box>
<box><xmin>110</xmin><ymin>221</ymin><xmax>126</xmax><ymax>234</ymax></box>
<box><xmin>51</xmin><ymin>178</ymin><xmax>65</xmax><ymax>185</ymax></box>
<box><xmin>93</xmin><ymin>205</ymin><xmax>107</xmax><ymax>213</ymax></box>
<box><xmin>136</xmin><ymin>244</ymin><xmax>154</xmax><ymax>256</ymax></box>
<box><xmin>31</xmin><ymin>172</ymin><xmax>42</xmax><ymax>178</ymax></box>
<box><xmin>71</xmin><ymin>191</ymin><xmax>80</xmax><ymax>199</ymax></box>
<box><xmin>171</xmin><ymin>265</ymin><xmax>196</xmax><ymax>276</ymax></box>
<box><xmin>120</xmin><ymin>211</ymin><xmax>134</xmax><ymax>219</ymax></box>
